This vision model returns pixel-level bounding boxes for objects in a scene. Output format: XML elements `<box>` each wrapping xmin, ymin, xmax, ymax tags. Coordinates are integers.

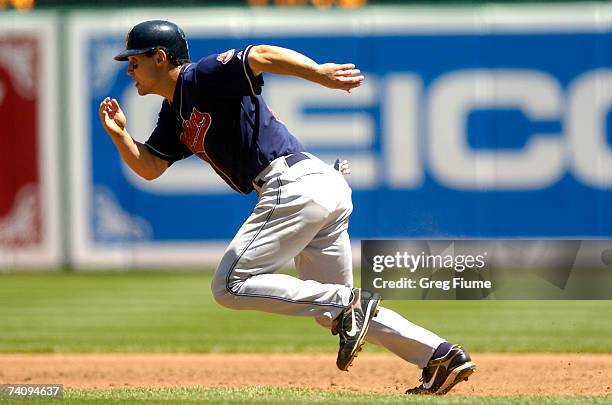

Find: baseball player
<box><xmin>99</xmin><ymin>20</ymin><xmax>476</xmax><ymax>394</ymax></box>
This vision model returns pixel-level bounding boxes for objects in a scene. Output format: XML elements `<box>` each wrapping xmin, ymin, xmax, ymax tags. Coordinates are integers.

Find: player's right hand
<box><xmin>99</xmin><ymin>97</ymin><xmax>127</xmax><ymax>137</ymax></box>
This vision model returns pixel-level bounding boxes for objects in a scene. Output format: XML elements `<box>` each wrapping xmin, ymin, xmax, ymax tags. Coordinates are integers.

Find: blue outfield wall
<box><xmin>68</xmin><ymin>7</ymin><xmax>612</xmax><ymax>266</ymax></box>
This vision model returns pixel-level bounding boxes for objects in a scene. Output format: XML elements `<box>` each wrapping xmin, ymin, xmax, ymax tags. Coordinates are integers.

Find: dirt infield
<box><xmin>1</xmin><ymin>353</ymin><xmax>611</xmax><ymax>395</ymax></box>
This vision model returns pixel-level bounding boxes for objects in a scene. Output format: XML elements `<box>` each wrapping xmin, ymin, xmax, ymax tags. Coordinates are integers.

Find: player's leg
<box><xmin>295</xmin><ymin>216</ymin><xmax>475</xmax><ymax>393</ymax></box>
<box><xmin>211</xmin><ymin>163</ymin><xmax>354</xmax><ymax>319</ymax></box>
<box><xmin>292</xmin><ymin>161</ymin><xmax>475</xmax><ymax>390</ymax></box>
<box><xmin>294</xmin><ymin>229</ymin><xmax>354</xmax><ymax>327</ymax></box>
<box><xmin>295</xmin><ymin>222</ymin><xmax>445</xmax><ymax>368</ymax></box>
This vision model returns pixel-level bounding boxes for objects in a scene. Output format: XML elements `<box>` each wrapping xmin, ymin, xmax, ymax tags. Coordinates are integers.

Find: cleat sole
<box><xmin>436</xmin><ymin>362</ymin><xmax>476</xmax><ymax>395</ymax></box>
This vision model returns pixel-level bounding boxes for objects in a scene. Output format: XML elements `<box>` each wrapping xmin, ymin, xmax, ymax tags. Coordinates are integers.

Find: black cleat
<box><xmin>332</xmin><ymin>288</ymin><xmax>381</xmax><ymax>371</ymax></box>
<box><xmin>406</xmin><ymin>344</ymin><xmax>476</xmax><ymax>395</ymax></box>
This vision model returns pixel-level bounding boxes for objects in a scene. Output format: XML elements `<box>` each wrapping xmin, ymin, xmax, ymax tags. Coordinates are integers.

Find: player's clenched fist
<box><xmin>99</xmin><ymin>97</ymin><xmax>127</xmax><ymax>138</ymax></box>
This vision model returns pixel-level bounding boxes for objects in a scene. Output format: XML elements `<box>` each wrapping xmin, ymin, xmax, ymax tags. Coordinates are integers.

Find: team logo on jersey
<box><xmin>216</xmin><ymin>49</ymin><xmax>235</xmax><ymax>65</ymax></box>
<box><xmin>180</xmin><ymin>108</ymin><xmax>212</xmax><ymax>154</ymax></box>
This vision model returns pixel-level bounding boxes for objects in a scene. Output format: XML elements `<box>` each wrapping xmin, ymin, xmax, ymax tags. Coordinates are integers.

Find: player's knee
<box><xmin>211</xmin><ymin>266</ymin><xmax>242</xmax><ymax>309</ymax></box>
<box><xmin>211</xmin><ymin>288</ymin><xmax>234</xmax><ymax>309</ymax></box>
<box><xmin>211</xmin><ymin>278</ymin><xmax>241</xmax><ymax>309</ymax></box>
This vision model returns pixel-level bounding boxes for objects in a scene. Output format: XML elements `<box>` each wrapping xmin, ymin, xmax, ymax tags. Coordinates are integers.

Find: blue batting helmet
<box><xmin>114</xmin><ymin>20</ymin><xmax>190</xmax><ymax>62</ymax></box>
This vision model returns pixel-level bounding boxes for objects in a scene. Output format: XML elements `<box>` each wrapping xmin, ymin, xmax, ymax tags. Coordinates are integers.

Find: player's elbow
<box><xmin>139</xmin><ymin>170</ymin><xmax>162</xmax><ymax>181</ymax></box>
<box><xmin>134</xmin><ymin>167</ymin><xmax>162</xmax><ymax>181</ymax></box>
<box><xmin>133</xmin><ymin>143</ymin><xmax>169</xmax><ymax>181</ymax></box>
<box><xmin>137</xmin><ymin>155</ymin><xmax>168</xmax><ymax>180</ymax></box>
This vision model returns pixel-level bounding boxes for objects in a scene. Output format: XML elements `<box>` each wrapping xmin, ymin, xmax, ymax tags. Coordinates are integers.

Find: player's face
<box><xmin>127</xmin><ymin>53</ymin><xmax>163</xmax><ymax>96</ymax></box>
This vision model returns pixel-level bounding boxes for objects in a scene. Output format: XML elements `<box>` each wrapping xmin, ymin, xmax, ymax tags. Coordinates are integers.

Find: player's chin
<box><xmin>135</xmin><ymin>85</ymin><xmax>148</xmax><ymax>96</ymax></box>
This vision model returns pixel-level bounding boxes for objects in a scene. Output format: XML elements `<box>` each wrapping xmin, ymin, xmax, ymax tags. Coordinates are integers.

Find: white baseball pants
<box><xmin>211</xmin><ymin>153</ymin><xmax>444</xmax><ymax>368</ymax></box>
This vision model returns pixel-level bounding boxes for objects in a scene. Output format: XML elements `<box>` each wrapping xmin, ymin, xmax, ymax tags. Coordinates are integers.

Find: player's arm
<box><xmin>247</xmin><ymin>45</ymin><xmax>364</xmax><ymax>93</ymax></box>
<box><xmin>98</xmin><ymin>97</ymin><xmax>168</xmax><ymax>180</ymax></box>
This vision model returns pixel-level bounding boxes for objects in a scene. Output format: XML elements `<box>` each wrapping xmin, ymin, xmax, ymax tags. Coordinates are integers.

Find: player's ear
<box><xmin>155</xmin><ymin>49</ymin><xmax>168</xmax><ymax>65</ymax></box>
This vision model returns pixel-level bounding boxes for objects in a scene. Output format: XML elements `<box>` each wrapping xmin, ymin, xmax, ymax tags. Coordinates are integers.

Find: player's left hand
<box><xmin>314</xmin><ymin>63</ymin><xmax>364</xmax><ymax>93</ymax></box>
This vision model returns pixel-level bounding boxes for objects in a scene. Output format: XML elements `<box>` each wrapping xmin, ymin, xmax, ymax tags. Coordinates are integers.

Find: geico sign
<box><xmin>428</xmin><ymin>69</ymin><xmax>612</xmax><ymax>190</ymax></box>
<box><xmin>122</xmin><ymin>69</ymin><xmax>612</xmax><ymax>193</ymax></box>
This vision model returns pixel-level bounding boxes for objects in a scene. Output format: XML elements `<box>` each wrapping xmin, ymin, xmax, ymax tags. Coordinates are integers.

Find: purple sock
<box><xmin>432</xmin><ymin>342</ymin><xmax>454</xmax><ymax>359</ymax></box>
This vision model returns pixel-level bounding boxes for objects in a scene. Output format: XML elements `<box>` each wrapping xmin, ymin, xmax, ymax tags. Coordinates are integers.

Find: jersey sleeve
<box><xmin>194</xmin><ymin>45</ymin><xmax>264</xmax><ymax>97</ymax></box>
<box><xmin>144</xmin><ymin>100</ymin><xmax>193</xmax><ymax>165</ymax></box>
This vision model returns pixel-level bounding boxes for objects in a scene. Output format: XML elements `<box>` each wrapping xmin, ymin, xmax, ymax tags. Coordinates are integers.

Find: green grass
<box><xmin>0</xmin><ymin>387</ymin><xmax>610</xmax><ymax>404</ymax></box>
<box><xmin>0</xmin><ymin>271</ymin><xmax>611</xmax><ymax>353</ymax></box>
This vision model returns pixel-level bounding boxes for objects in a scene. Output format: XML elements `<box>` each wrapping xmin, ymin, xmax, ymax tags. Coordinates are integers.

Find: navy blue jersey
<box><xmin>144</xmin><ymin>45</ymin><xmax>305</xmax><ymax>194</ymax></box>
